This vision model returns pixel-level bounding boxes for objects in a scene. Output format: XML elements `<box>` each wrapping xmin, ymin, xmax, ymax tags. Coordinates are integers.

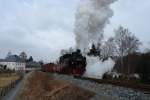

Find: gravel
<box><xmin>50</xmin><ymin>73</ymin><xmax>150</xmax><ymax>100</ymax></box>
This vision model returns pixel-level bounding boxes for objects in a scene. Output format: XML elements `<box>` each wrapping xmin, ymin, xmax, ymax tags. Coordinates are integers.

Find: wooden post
<box><xmin>0</xmin><ymin>74</ymin><xmax>23</xmax><ymax>99</ymax></box>
<box><xmin>0</xmin><ymin>87</ymin><xmax>2</xmax><ymax>99</ymax></box>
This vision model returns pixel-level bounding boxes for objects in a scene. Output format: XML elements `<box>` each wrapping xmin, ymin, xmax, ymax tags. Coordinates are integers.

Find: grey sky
<box><xmin>0</xmin><ymin>0</ymin><xmax>150</xmax><ymax>62</ymax></box>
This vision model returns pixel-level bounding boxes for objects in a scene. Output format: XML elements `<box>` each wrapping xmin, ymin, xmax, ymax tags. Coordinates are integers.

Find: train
<box><xmin>42</xmin><ymin>49</ymin><xmax>87</xmax><ymax>76</ymax></box>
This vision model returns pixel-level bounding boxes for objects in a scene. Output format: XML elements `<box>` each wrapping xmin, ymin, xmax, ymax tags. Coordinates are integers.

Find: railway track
<box><xmin>43</xmin><ymin>71</ymin><xmax>150</xmax><ymax>94</ymax></box>
<box><xmin>74</xmin><ymin>75</ymin><xmax>150</xmax><ymax>94</ymax></box>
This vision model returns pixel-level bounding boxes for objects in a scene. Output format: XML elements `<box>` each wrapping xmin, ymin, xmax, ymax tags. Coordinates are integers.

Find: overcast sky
<box><xmin>0</xmin><ymin>0</ymin><xmax>150</xmax><ymax>62</ymax></box>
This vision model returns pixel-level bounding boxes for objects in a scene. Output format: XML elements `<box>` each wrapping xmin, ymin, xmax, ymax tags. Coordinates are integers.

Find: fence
<box><xmin>0</xmin><ymin>75</ymin><xmax>23</xmax><ymax>99</ymax></box>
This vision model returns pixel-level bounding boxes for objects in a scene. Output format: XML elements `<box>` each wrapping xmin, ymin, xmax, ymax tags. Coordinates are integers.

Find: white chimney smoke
<box><xmin>74</xmin><ymin>0</ymin><xmax>117</xmax><ymax>51</ymax></box>
<box><xmin>74</xmin><ymin>0</ymin><xmax>117</xmax><ymax>79</ymax></box>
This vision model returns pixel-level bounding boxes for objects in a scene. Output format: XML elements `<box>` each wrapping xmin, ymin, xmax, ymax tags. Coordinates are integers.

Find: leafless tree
<box><xmin>114</xmin><ymin>26</ymin><xmax>141</xmax><ymax>73</ymax></box>
<box><xmin>101</xmin><ymin>37</ymin><xmax>116</xmax><ymax>59</ymax></box>
<box><xmin>148</xmin><ymin>42</ymin><xmax>150</xmax><ymax>52</ymax></box>
<box><xmin>145</xmin><ymin>42</ymin><xmax>150</xmax><ymax>53</ymax></box>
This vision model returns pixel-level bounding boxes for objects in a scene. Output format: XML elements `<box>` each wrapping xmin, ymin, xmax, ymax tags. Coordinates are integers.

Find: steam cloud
<box><xmin>84</xmin><ymin>56</ymin><xmax>115</xmax><ymax>79</ymax></box>
<box><xmin>74</xmin><ymin>0</ymin><xmax>117</xmax><ymax>79</ymax></box>
<box><xmin>74</xmin><ymin>0</ymin><xmax>117</xmax><ymax>50</ymax></box>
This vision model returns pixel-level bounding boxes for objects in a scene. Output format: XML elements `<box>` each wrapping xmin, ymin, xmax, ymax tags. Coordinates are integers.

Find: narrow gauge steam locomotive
<box><xmin>42</xmin><ymin>49</ymin><xmax>87</xmax><ymax>76</ymax></box>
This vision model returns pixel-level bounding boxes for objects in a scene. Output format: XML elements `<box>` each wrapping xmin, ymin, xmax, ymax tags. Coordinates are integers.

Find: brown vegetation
<box><xmin>0</xmin><ymin>73</ymin><xmax>20</xmax><ymax>87</ymax></box>
<box><xmin>16</xmin><ymin>71</ymin><xmax>94</xmax><ymax>100</ymax></box>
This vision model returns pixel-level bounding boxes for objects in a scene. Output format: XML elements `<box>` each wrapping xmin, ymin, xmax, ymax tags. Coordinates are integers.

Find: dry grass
<box><xmin>0</xmin><ymin>73</ymin><xmax>20</xmax><ymax>87</ymax></box>
<box><xmin>16</xmin><ymin>71</ymin><xmax>95</xmax><ymax>100</ymax></box>
<box><xmin>46</xmin><ymin>85</ymin><xmax>95</xmax><ymax>100</ymax></box>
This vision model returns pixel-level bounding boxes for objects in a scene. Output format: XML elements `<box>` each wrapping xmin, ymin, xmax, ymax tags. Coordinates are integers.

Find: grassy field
<box><xmin>0</xmin><ymin>73</ymin><xmax>20</xmax><ymax>87</ymax></box>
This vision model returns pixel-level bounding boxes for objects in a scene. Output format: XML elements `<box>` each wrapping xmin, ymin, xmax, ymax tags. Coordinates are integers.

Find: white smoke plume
<box><xmin>84</xmin><ymin>56</ymin><xmax>115</xmax><ymax>79</ymax></box>
<box><xmin>74</xmin><ymin>0</ymin><xmax>117</xmax><ymax>51</ymax></box>
<box><xmin>60</xmin><ymin>47</ymin><xmax>75</xmax><ymax>55</ymax></box>
<box><xmin>74</xmin><ymin>0</ymin><xmax>117</xmax><ymax>79</ymax></box>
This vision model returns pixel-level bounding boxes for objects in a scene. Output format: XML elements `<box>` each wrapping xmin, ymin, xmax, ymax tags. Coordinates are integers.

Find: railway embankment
<box><xmin>52</xmin><ymin>73</ymin><xmax>150</xmax><ymax>100</ymax></box>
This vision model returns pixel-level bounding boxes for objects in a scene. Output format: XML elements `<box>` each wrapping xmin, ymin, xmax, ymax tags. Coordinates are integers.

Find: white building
<box><xmin>0</xmin><ymin>55</ymin><xmax>26</xmax><ymax>70</ymax></box>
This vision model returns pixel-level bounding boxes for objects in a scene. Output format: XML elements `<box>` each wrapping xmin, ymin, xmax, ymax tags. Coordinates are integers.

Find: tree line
<box><xmin>88</xmin><ymin>25</ymin><xmax>150</xmax><ymax>83</ymax></box>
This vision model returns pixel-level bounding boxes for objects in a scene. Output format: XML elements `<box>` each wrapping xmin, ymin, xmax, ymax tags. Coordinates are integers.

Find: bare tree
<box><xmin>148</xmin><ymin>42</ymin><xmax>150</xmax><ymax>52</ymax></box>
<box><xmin>144</xmin><ymin>42</ymin><xmax>150</xmax><ymax>53</ymax></box>
<box><xmin>114</xmin><ymin>26</ymin><xmax>141</xmax><ymax>73</ymax></box>
<box><xmin>101</xmin><ymin>37</ymin><xmax>116</xmax><ymax>59</ymax></box>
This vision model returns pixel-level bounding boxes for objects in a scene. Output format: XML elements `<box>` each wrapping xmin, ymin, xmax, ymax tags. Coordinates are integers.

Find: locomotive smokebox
<box><xmin>59</xmin><ymin>49</ymin><xmax>87</xmax><ymax>75</ymax></box>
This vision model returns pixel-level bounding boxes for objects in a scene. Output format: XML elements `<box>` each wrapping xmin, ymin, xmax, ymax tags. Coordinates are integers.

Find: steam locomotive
<box><xmin>42</xmin><ymin>49</ymin><xmax>87</xmax><ymax>76</ymax></box>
